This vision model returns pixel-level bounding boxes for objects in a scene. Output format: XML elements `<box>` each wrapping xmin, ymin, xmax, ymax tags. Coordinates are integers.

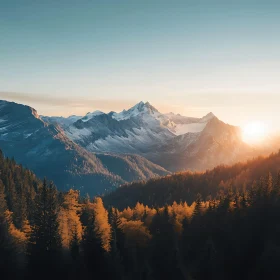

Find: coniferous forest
<box><xmin>1</xmin><ymin>149</ymin><xmax>280</xmax><ymax>280</ymax></box>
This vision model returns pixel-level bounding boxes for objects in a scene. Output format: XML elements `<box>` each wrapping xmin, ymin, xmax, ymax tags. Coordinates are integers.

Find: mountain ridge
<box><xmin>104</xmin><ymin>150</ymin><xmax>280</xmax><ymax>209</ymax></box>
<box><xmin>0</xmin><ymin>100</ymin><xmax>170</xmax><ymax>195</ymax></box>
<box><xmin>1</xmin><ymin>99</ymin><xmax>273</xmax><ymax>195</ymax></box>
<box><xmin>60</xmin><ymin>101</ymin><xmax>253</xmax><ymax>171</ymax></box>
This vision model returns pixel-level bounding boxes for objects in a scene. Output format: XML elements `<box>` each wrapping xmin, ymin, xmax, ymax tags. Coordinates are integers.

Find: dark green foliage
<box><xmin>149</xmin><ymin>206</ymin><xmax>182</xmax><ymax>279</ymax></box>
<box><xmin>70</xmin><ymin>225</ymin><xmax>80</xmax><ymax>261</ymax></box>
<box><xmin>27</xmin><ymin>179</ymin><xmax>62</xmax><ymax>278</ymax></box>
<box><xmin>1</xmin><ymin>149</ymin><xmax>280</xmax><ymax>279</ymax></box>
<box><xmin>0</xmin><ymin>151</ymin><xmax>39</xmax><ymax>277</ymax></box>
<box><xmin>109</xmin><ymin>208</ymin><xmax>125</xmax><ymax>280</ymax></box>
<box><xmin>0</xmin><ymin>151</ymin><xmax>38</xmax><ymax>228</ymax></box>
<box><xmin>81</xmin><ymin>205</ymin><xmax>110</xmax><ymax>279</ymax></box>
<box><xmin>0</xmin><ymin>216</ymin><xmax>18</xmax><ymax>278</ymax></box>
<box><xmin>193</xmin><ymin>193</ymin><xmax>203</xmax><ymax>217</ymax></box>
<box><xmin>0</xmin><ymin>180</ymin><xmax>7</xmax><ymax>215</ymax></box>
<box><xmin>104</xmin><ymin>151</ymin><xmax>280</xmax><ymax>209</ymax></box>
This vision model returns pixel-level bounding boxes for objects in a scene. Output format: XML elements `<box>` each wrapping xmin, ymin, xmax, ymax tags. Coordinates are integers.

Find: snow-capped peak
<box><xmin>128</xmin><ymin>101</ymin><xmax>159</xmax><ymax>114</ymax></box>
<box><xmin>81</xmin><ymin>110</ymin><xmax>104</xmax><ymax>122</ymax></box>
<box><xmin>112</xmin><ymin>101</ymin><xmax>160</xmax><ymax>121</ymax></box>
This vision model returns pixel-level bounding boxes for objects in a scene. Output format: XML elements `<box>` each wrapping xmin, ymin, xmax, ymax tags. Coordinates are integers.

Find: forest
<box><xmin>1</xmin><ymin>149</ymin><xmax>280</xmax><ymax>280</ymax></box>
<box><xmin>104</xmin><ymin>151</ymin><xmax>280</xmax><ymax>209</ymax></box>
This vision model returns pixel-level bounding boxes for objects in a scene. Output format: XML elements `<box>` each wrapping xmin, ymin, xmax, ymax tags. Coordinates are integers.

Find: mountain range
<box><xmin>51</xmin><ymin>101</ymin><xmax>255</xmax><ymax>171</ymax></box>
<box><xmin>0</xmin><ymin>99</ymin><xmax>270</xmax><ymax>195</ymax></box>
<box><xmin>0</xmin><ymin>100</ymin><xmax>168</xmax><ymax>195</ymax></box>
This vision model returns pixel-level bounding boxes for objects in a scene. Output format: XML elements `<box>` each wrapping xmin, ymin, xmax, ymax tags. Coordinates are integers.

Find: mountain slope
<box><xmin>66</xmin><ymin>101</ymin><xmax>174</xmax><ymax>154</ymax></box>
<box><xmin>41</xmin><ymin>115</ymin><xmax>82</xmax><ymax>129</ymax></box>
<box><xmin>144</xmin><ymin>117</ymin><xmax>253</xmax><ymax>171</ymax></box>
<box><xmin>96</xmin><ymin>153</ymin><xmax>169</xmax><ymax>182</ymax></box>
<box><xmin>0</xmin><ymin>100</ymin><xmax>124</xmax><ymax>195</ymax></box>
<box><xmin>0</xmin><ymin>100</ymin><xmax>169</xmax><ymax>196</ymax></box>
<box><xmin>104</xmin><ymin>151</ymin><xmax>280</xmax><ymax>209</ymax></box>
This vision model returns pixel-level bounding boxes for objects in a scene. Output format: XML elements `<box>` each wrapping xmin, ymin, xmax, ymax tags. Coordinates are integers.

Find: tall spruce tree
<box><xmin>109</xmin><ymin>207</ymin><xmax>125</xmax><ymax>280</ymax></box>
<box><xmin>150</xmin><ymin>206</ymin><xmax>181</xmax><ymax>280</ymax></box>
<box><xmin>28</xmin><ymin>179</ymin><xmax>62</xmax><ymax>277</ymax></box>
<box><xmin>0</xmin><ymin>179</ymin><xmax>7</xmax><ymax>216</ymax></box>
<box><xmin>193</xmin><ymin>193</ymin><xmax>203</xmax><ymax>217</ymax></box>
<box><xmin>82</xmin><ymin>202</ymin><xmax>109</xmax><ymax>279</ymax></box>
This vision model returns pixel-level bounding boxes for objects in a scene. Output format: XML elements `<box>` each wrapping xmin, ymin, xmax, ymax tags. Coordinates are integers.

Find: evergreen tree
<box><xmin>46</xmin><ymin>182</ymin><xmax>62</xmax><ymax>252</ymax></box>
<box><xmin>240</xmin><ymin>192</ymin><xmax>248</xmax><ymax>209</ymax></box>
<box><xmin>150</xmin><ymin>206</ymin><xmax>180</xmax><ymax>280</ymax></box>
<box><xmin>70</xmin><ymin>224</ymin><xmax>80</xmax><ymax>261</ymax></box>
<box><xmin>264</xmin><ymin>172</ymin><xmax>273</xmax><ymax>201</ymax></box>
<box><xmin>0</xmin><ymin>175</ymin><xmax>17</xmax><ymax>276</ymax></box>
<box><xmin>193</xmin><ymin>193</ymin><xmax>203</xmax><ymax>217</ymax></box>
<box><xmin>6</xmin><ymin>173</ymin><xmax>17</xmax><ymax>216</ymax></box>
<box><xmin>82</xmin><ymin>203</ymin><xmax>109</xmax><ymax>279</ymax></box>
<box><xmin>109</xmin><ymin>207</ymin><xmax>125</xmax><ymax>280</ymax></box>
<box><xmin>272</xmin><ymin>170</ymin><xmax>280</xmax><ymax>203</ymax></box>
<box><xmin>29</xmin><ymin>178</ymin><xmax>48</xmax><ymax>255</ymax></box>
<box><xmin>0</xmin><ymin>214</ymin><xmax>18</xmax><ymax>278</ymax></box>
<box><xmin>28</xmin><ymin>179</ymin><xmax>62</xmax><ymax>277</ymax></box>
<box><xmin>0</xmin><ymin>179</ymin><xmax>7</xmax><ymax>216</ymax></box>
<box><xmin>14</xmin><ymin>185</ymin><xmax>28</xmax><ymax>229</ymax></box>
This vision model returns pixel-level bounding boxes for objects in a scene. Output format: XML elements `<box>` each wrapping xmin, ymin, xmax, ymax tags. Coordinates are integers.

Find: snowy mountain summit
<box><xmin>63</xmin><ymin>101</ymin><xmax>244</xmax><ymax>169</ymax></box>
<box><xmin>37</xmin><ymin>100</ymin><xmax>249</xmax><ymax>172</ymax></box>
<box><xmin>112</xmin><ymin>101</ymin><xmax>159</xmax><ymax>121</ymax></box>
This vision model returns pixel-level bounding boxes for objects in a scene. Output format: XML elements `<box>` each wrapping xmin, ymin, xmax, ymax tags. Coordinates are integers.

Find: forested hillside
<box><xmin>104</xmin><ymin>151</ymin><xmax>280</xmax><ymax>209</ymax></box>
<box><xmin>1</xmin><ymin>150</ymin><xmax>280</xmax><ymax>279</ymax></box>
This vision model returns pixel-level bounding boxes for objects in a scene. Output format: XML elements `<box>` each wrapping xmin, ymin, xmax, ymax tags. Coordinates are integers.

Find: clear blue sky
<box><xmin>1</xmin><ymin>0</ymin><xmax>279</xmax><ymax>128</ymax></box>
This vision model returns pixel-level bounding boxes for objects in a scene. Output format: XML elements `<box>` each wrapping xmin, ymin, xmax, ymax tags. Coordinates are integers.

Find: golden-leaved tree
<box><xmin>59</xmin><ymin>189</ymin><xmax>82</xmax><ymax>249</ymax></box>
<box><xmin>92</xmin><ymin>197</ymin><xmax>111</xmax><ymax>252</ymax></box>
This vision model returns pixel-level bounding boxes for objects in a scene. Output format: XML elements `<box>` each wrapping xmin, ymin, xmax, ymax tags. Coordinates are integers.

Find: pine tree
<box><xmin>258</xmin><ymin>176</ymin><xmax>266</xmax><ymax>200</ymax></box>
<box><xmin>46</xmin><ymin>182</ymin><xmax>62</xmax><ymax>252</ymax></box>
<box><xmin>0</xmin><ymin>176</ymin><xmax>16</xmax><ymax>275</ymax></box>
<box><xmin>14</xmin><ymin>185</ymin><xmax>28</xmax><ymax>229</ymax></box>
<box><xmin>29</xmin><ymin>178</ymin><xmax>48</xmax><ymax>255</ymax></box>
<box><xmin>0</xmin><ymin>150</ymin><xmax>4</xmax><ymax>167</ymax></box>
<box><xmin>241</xmin><ymin>192</ymin><xmax>248</xmax><ymax>209</ymax></box>
<box><xmin>193</xmin><ymin>193</ymin><xmax>203</xmax><ymax>217</ymax></box>
<box><xmin>178</xmin><ymin>217</ymin><xmax>193</xmax><ymax>280</ymax></box>
<box><xmin>181</xmin><ymin>217</ymin><xmax>190</xmax><ymax>262</ymax></box>
<box><xmin>82</xmin><ymin>203</ymin><xmax>109</xmax><ymax>278</ymax></box>
<box><xmin>0</xmin><ymin>214</ymin><xmax>17</xmax><ymax>277</ymax></box>
<box><xmin>150</xmin><ymin>206</ymin><xmax>179</xmax><ymax>280</ymax></box>
<box><xmin>0</xmin><ymin>179</ymin><xmax>7</xmax><ymax>216</ymax></box>
<box><xmin>273</xmin><ymin>170</ymin><xmax>280</xmax><ymax>203</ymax></box>
<box><xmin>70</xmin><ymin>224</ymin><xmax>80</xmax><ymax>261</ymax></box>
<box><xmin>28</xmin><ymin>179</ymin><xmax>62</xmax><ymax>275</ymax></box>
<box><xmin>264</xmin><ymin>172</ymin><xmax>273</xmax><ymax>201</ymax></box>
<box><xmin>109</xmin><ymin>207</ymin><xmax>125</xmax><ymax>279</ymax></box>
<box><xmin>6</xmin><ymin>173</ymin><xmax>17</xmax><ymax>216</ymax></box>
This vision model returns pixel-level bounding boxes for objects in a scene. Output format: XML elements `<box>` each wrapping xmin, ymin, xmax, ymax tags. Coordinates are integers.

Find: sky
<box><xmin>1</xmin><ymin>0</ymin><xmax>280</xmax><ymax>130</ymax></box>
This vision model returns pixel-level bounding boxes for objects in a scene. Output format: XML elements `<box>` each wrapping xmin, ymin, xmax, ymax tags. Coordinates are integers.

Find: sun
<box><xmin>242</xmin><ymin>121</ymin><xmax>268</xmax><ymax>144</ymax></box>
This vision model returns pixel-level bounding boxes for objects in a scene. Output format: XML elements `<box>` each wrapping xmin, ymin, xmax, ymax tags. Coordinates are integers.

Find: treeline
<box><xmin>1</xmin><ymin>150</ymin><xmax>280</xmax><ymax>279</ymax></box>
<box><xmin>104</xmin><ymin>151</ymin><xmax>280</xmax><ymax>209</ymax></box>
